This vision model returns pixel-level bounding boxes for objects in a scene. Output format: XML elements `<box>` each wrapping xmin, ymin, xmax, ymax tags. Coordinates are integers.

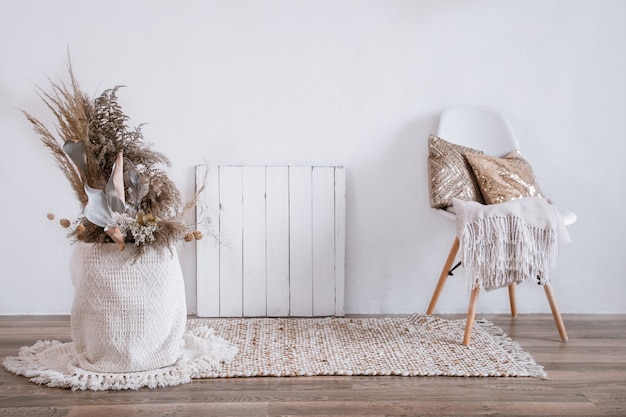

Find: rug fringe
<box><xmin>2</xmin><ymin>328</ymin><xmax>237</xmax><ymax>391</ymax></box>
<box><xmin>408</xmin><ymin>314</ymin><xmax>547</xmax><ymax>379</ymax></box>
<box><xmin>476</xmin><ymin>318</ymin><xmax>548</xmax><ymax>379</ymax></box>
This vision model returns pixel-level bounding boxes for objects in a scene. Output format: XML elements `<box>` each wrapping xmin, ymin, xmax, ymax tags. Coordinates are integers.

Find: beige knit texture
<box><xmin>69</xmin><ymin>242</ymin><xmax>187</xmax><ymax>372</ymax></box>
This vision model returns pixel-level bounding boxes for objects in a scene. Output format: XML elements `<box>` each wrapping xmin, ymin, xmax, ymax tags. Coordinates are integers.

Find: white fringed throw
<box><xmin>452</xmin><ymin>197</ymin><xmax>570</xmax><ymax>291</ymax></box>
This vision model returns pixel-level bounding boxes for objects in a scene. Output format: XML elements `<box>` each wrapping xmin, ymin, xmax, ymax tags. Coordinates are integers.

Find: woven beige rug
<box><xmin>4</xmin><ymin>314</ymin><xmax>546</xmax><ymax>391</ymax></box>
<box><xmin>189</xmin><ymin>314</ymin><xmax>547</xmax><ymax>379</ymax></box>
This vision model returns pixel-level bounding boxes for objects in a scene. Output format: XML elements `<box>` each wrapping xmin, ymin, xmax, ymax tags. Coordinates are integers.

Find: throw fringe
<box><xmin>459</xmin><ymin>215</ymin><xmax>558</xmax><ymax>291</ymax></box>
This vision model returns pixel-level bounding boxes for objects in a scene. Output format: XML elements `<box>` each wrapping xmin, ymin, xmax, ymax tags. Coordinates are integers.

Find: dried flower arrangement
<box><xmin>25</xmin><ymin>62</ymin><xmax>202</xmax><ymax>252</ymax></box>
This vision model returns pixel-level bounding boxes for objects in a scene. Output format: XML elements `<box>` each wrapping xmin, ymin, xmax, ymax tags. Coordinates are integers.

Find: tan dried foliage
<box><xmin>25</xmin><ymin>58</ymin><xmax>200</xmax><ymax>253</ymax></box>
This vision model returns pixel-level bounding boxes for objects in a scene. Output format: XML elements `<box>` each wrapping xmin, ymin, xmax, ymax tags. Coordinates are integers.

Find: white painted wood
<box><xmin>312</xmin><ymin>167</ymin><xmax>336</xmax><ymax>316</ymax></box>
<box><xmin>196</xmin><ymin>165</ymin><xmax>345</xmax><ymax>318</ymax></box>
<box><xmin>266</xmin><ymin>166</ymin><xmax>290</xmax><ymax>316</ymax></box>
<box><xmin>242</xmin><ymin>166</ymin><xmax>267</xmax><ymax>317</ymax></box>
<box><xmin>195</xmin><ymin>165</ymin><xmax>220</xmax><ymax>317</ymax></box>
<box><xmin>334</xmin><ymin>167</ymin><xmax>346</xmax><ymax>316</ymax></box>
<box><xmin>218</xmin><ymin>166</ymin><xmax>243</xmax><ymax>317</ymax></box>
<box><xmin>289</xmin><ymin>166</ymin><xmax>313</xmax><ymax>316</ymax></box>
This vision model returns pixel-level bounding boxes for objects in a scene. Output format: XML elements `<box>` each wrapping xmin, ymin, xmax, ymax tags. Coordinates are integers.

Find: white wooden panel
<box><xmin>266</xmin><ymin>166</ymin><xmax>290</xmax><ymax>316</ymax></box>
<box><xmin>242</xmin><ymin>166</ymin><xmax>267</xmax><ymax>317</ymax></box>
<box><xmin>196</xmin><ymin>165</ymin><xmax>220</xmax><ymax>317</ymax></box>
<box><xmin>289</xmin><ymin>166</ymin><xmax>313</xmax><ymax>316</ymax></box>
<box><xmin>218</xmin><ymin>166</ymin><xmax>243</xmax><ymax>317</ymax></box>
<box><xmin>312</xmin><ymin>167</ymin><xmax>336</xmax><ymax>316</ymax></box>
<box><xmin>196</xmin><ymin>165</ymin><xmax>345</xmax><ymax>318</ymax></box>
<box><xmin>334</xmin><ymin>167</ymin><xmax>346</xmax><ymax>316</ymax></box>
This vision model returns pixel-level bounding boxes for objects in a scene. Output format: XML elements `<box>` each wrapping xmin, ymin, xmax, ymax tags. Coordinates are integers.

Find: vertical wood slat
<box><xmin>334</xmin><ymin>167</ymin><xmax>346</xmax><ymax>316</ymax></box>
<box><xmin>196</xmin><ymin>165</ymin><xmax>345</xmax><ymax>317</ymax></box>
<box><xmin>218</xmin><ymin>166</ymin><xmax>243</xmax><ymax>317</ymax></box>
<box><xmin>242</xmin><ymin>166</ymin><xmax>267</xmax><ymax>317</ymax></box>
<box><xmin>266</xmin><ymin>167</ymin><xmax>290</xmax><ymax>316</ymax></box>
<box><xmin>289</xmin><ymin>166</ymin><xmax>313</xmax><ymax>317</ymax></box>
<box><xmin>312</xmin><ymin>167</ymin><xmax>336</xmax><ymax>316</ymax></box>
<box><xmin>195</xmin><ymin>166</ymin><xmax>220</xmax><ymax>317</ymax></box>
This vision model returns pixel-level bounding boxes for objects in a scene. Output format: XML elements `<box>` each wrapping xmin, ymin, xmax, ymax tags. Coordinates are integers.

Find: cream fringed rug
<box><xmin>3</xmin><ymin>314</ymin><xmax>546</xmax><ymax>391</ymax></box>
<box><xmin>3</xmin><ymin>326</ymin><xmax>238</xmax><ymax>391</ymax></box>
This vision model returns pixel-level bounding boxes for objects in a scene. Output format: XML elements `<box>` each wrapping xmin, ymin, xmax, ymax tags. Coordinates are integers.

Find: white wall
<box><xmin>1</xmin><ymin>0</ymin><xmax>625</xmax><ymax>315</ymax></box>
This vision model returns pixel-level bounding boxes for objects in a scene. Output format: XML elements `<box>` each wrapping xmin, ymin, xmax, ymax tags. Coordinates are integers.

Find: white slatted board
<box><xmin>196</xmin><ymin>165</ymin><xmax>345</xmax><ymax>317</ymax></box>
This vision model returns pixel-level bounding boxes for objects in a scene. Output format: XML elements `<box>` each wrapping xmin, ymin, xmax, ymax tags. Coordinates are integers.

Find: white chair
<box><xmin>426</xmin><ymin>105</ymin><xmax>576</xmax><ymax>345</ymax></box>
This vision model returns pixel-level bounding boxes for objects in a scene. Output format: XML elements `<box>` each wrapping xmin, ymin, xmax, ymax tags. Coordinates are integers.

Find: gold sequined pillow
<box><xmin>428</xmin><ymin>135</ymin><xmax>485</xmax><ymax>209</ymax></box>
<box><xmin>465</xmin><ymin>150</ymin><xmax>548</xmax><ymax>205</ymax></box>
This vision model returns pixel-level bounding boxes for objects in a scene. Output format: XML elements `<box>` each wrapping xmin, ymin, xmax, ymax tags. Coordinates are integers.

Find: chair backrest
<box><xmin>436</xmin><ymin>106</ymin><xmax>520</xmax><ymax>157</ymax></box>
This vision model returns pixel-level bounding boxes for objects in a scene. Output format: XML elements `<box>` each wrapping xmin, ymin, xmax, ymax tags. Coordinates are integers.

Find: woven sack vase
<box><xmin>69</xmin><ymin>242</ymin><xmax>187</xmax><ymax>373</ymax></box>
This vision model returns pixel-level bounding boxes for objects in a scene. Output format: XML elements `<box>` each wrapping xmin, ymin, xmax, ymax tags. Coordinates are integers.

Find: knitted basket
<box><xmin>69</xmin><ymin>242</ymin><xmax>187</xmax><ymax>373</ymax></box>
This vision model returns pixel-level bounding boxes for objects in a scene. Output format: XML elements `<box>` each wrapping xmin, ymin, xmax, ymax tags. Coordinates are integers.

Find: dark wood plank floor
<box><xmin>1</xmin><ymin>314</ymin><xmax>625</xmax><ymax>417</ymax></box>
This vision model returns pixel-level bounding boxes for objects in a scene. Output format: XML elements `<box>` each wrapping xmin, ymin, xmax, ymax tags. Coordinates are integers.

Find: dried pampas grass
<box><xmin>25</xmin><ymin>58</ymin><xmax>201</xmax><ymax>253</ymax></box>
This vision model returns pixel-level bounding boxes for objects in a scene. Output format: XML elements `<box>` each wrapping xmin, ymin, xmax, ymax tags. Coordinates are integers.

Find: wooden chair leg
<box><xmin>463</xmin><ymin>287</ymin><xmax>480</xmax><ymax>346</ymax></box>
<box><xmin>427</xmin><ymin>237</ymin><xmax>460</xmax><ymax>315</ymax></box>
<box><xmin>544</xmin><ymin>284</ymin><xmax>568</xmax><ymax>341</ymax></box>
<box><xmin>508</xmin><ymin>283</ymin><xmax>518</xmax><ymax>317</ymax></box>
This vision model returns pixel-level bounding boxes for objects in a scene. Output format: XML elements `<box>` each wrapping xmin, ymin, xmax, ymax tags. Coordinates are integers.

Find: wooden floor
<box><xmin>1</xmin><ymin>314</ymin><xmax>625</xmax><ymax>417</ymax></box>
